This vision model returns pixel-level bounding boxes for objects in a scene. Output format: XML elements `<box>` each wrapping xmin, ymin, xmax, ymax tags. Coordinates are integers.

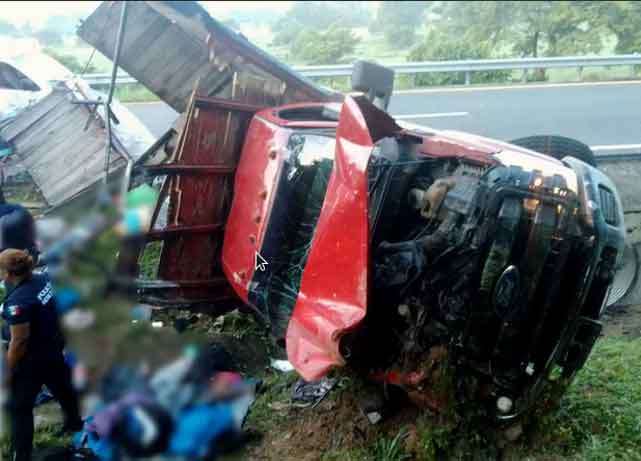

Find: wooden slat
<box><xmin>147</xmin><ymin>223</ymin><xmax>223</xmax><ymax>239</ymax></box>
<box><xmin>2</xmin><ymin>89</ymin><xmax>125</xmax><ymax>207</ymax></box>
<box><xmin>144</xmin><ymin>164</ymin><xmax>235</xmax><ymax>175</ymax></box>
<box><xmin>77</xmin><ymin>1</ymin><xmax>332</xmax><ymax>113</ymax></box>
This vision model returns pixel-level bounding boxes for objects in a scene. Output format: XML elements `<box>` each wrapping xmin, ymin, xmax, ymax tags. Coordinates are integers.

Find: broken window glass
<box><xmin>249</xmin><ymin>131</ymin><xmax>335</xmax><ymax>339</ymax></box>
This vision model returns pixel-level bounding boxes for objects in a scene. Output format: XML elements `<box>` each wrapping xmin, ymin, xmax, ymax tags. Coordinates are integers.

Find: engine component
<box><xmin>408</xmin><ymin>178</ymin><xmax>455</xmax><ymax>219</ymax></box>
<box><xmin>367</xmin><ymin>153</ymin><xmax>625</xmax><ymax>419</ymax></box>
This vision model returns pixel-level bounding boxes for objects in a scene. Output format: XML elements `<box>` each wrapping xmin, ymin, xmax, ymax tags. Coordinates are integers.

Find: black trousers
<box><xmin>7</xmin><ymin>352</ymin><xmax>82</xmax><ymax>461</ymax></box>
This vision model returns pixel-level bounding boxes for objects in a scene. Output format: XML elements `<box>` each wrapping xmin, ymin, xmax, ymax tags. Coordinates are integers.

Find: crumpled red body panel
<box><xmin>286</xmin><ymin>96</ymin><xmax>373</xmax><ymax>381</ymax></box>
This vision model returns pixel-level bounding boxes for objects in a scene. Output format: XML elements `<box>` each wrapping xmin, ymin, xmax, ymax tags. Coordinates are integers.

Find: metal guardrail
<box><xmin>83</xmin><ymin>54</ymin><xmax>641</xmax><ymax>86</ymax></box>
<box><xmin>592</xmin><ymin>145</ymin><xmax>641</xmax><ymax>162</ymax></box>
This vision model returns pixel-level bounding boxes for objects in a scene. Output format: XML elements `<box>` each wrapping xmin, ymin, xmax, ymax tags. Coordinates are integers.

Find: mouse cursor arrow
<box><xmin>255</xmin><ymin>251</ymin><xmax>269</xmax><ymax>272</ymax></box>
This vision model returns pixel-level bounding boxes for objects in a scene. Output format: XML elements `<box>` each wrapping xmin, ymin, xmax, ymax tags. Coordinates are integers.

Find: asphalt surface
<box><xmin>125</xmin><ymin>81</ymin><xmax>641</xmax><ymax>146</ymax></box>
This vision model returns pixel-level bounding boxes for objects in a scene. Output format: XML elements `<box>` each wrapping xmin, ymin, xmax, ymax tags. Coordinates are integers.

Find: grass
<box><xmin>138</xmin><ymin>241</ymin><xmax>162</xmax><ymax>279</ymax></box>
<box><xmin>527</xmin><ymin>336</ymin><xmax>641</xmax><ymax>460</ymax></box>
<box><xmin>369</xmin><ymin>430</ymin><xmax>413</xmax><ymax>461</ymax></box>
<box><xmin>547</xmin><ymin>66</ymin><xmax>638</xmax><ymax>83</ymax></box>
<box><xmin>1</xmin><ymin>402</ymin><xmax>71</xmax><ymax>457</ymax></box>
<box><xmin>244</xmin><ymin>371</ymin><xmax>301</xmax><ymax>434</ymax></box>
<box><xmin>113</xmin><ymin>84</ymin><xmax>160</xmax><ymax>103</ymax></box>
<box><xmin>47</xmin><ymin>46</ymin><xmax>114</xmax><ymax>74</ymax></box>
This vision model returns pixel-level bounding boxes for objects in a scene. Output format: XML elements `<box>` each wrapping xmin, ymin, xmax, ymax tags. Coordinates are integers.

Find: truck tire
<box><xmin>509</xmin><ymin>135</ymin><xmax>597</xmax><ymax>167</ymax></box>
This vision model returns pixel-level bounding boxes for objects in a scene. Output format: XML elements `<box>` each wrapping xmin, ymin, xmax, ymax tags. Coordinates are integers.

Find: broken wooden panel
<box><xmin>142</xmin><ymin>94</ymin><xmax>262</xmax><ymax>305</ymax></box>
<box><xmin>0</xmin><ymin>88</ymin><xmax>127</xmax><ymax>208</ymax></box>
<box><xmin>78</xmin><ymin>1</ymin><xmax>335</xmax><ymax>113</ymax></box>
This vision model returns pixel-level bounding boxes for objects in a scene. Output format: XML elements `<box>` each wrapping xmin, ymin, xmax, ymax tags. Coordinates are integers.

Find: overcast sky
<box><xmin>0</xmin><ymin>1</ymin><xmax>294</xmax><ymax>28</ymax></box>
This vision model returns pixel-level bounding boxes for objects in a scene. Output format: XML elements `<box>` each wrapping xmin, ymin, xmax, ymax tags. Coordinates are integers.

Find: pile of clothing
<box><xmin>73</xmin><ymin>344</ymin><xmax>259</xmax><ymax>460</ymax></box>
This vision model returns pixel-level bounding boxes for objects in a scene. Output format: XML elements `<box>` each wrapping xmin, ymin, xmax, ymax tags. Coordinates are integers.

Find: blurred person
<box><xmin>0</xmin><ymin>169</ymin><xmax>38</xmax><ymax>260</ymax></box>
<box><xmin>1</xmin><ymin>249</ymin><xmax>82</xmax><ymax>461</ymax></box>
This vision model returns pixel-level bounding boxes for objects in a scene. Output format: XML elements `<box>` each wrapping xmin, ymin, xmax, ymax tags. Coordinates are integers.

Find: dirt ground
<box><xmin>601</xmin><ymin>302</ymin><xmax>641</xmax><ymax>338</ymax></box>
<box><xmin>244</xmin><ymin>387</ymin><xmax>432</xmax><ymax>461</ymax></box>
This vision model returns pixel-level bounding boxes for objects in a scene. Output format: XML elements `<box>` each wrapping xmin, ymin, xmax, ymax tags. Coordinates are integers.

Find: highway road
<box><xmin>125</xmin><ymin>80</ymin><xmax>641</xmax><ymax>147</ymax></box>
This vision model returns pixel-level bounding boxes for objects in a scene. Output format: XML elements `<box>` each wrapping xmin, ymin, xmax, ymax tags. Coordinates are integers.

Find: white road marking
<box><xmin>394</xmin><ymin>79</ymin><xmax>641</xmax><ymax>95</ymax></box>
<box><xmin>590</xmin><ymin>144</ymin><xmax>641</xmax><ymax>151</ymax></box>
<box><xmin>393</xmin><ymin>111</ymin><xmax>469</xmax><ymax>119</ymax></box>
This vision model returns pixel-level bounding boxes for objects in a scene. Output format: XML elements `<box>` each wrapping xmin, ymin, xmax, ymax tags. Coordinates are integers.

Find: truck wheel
<box><xmin>509</xmin><ymin>135</ymin><xmax>597</xmax><ymax>167</ymax></box>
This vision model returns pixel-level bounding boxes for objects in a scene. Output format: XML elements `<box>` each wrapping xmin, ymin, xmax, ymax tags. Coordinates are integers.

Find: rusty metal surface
<box><xmin>144</xmin><ymin>164</ymin><xmax>236</xmax><ymax>175</ymax></box>
<box><xmin>78</xmin><ymin>1</ymin><xmax>335</xmax><ymax>113</ymax></box>
<box><xmin>144</xmin><ymin>93</ymin><xmax>262</xmax><ymax>305</ymax></box>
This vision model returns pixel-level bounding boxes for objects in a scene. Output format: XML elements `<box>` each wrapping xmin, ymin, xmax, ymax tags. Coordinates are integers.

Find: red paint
<box><xmin>370</xmin><ymin>370</ymin><xmax>427</xmax><ymax>387</ymax></box>
<box><xmin>286</xmin><ymin>96</ymin><xmax>373</xmax><ymax>381</ymax></box>
<box><xmin>414</xmin><ymin>128</ymin><xmax>565</xmax><ymax>167</ymax></box>
<box><xmin>222</xmin><ymin>116</ymin><xmax>291</xmax><ymax>302</ymax></box>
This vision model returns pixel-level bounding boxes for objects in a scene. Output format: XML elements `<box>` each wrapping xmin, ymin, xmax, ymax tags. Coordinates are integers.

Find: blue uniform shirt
<box><xmin>1</xmin><ymin>273</ymin><xmax>65</xmax><ymax>356</ymax></box>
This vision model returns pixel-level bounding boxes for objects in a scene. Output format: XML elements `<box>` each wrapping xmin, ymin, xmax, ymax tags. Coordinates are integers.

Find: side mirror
<box><xmin>351</xmin><ymin>61</ymin><xmax>395</xmax><ymax>111</ymax></box>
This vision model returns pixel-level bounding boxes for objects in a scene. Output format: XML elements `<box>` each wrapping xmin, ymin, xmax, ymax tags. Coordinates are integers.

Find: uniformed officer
<box><xmin>1</xmin><ymin>249</ymin><xmax>82</xmax><ymax>461</ymax></box>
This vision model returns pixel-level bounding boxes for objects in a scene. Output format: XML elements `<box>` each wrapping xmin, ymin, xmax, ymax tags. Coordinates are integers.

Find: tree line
<box><xmin>267</xmin><ymin>1</ymin><xmax>641</xmax><ymax>69</ymax></box>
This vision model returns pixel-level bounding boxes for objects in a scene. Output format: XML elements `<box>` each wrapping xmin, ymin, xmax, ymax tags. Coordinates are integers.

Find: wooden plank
<box><xmin>6</xmin><ymin>90</ymin><xmax>126</xmax><ymax>206</ymax></box>
<box><xmin>77</xmin><ymin>1</ymin><xmax>331</xmax><ymax>113</ymax></box>
<box><xmin>0</xmin><ymin>91</ymin><xmax>65</xmax><ymax>140</ymax></box>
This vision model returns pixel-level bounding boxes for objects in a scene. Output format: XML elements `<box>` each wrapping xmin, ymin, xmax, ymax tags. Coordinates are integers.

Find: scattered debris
<box><xmin>291</xmin><ymin>377</ymin><xmax>337</xmax><ymax>408</ymax></box>
<box><xmin>270</xmin><ymin>359</ymin><xmax>295</xmax><ymax>373</ymax></box>
<box><xmin>365</xmin><ymin>411</ymin><xmax>383</xmax><ymax>425</ymax></box>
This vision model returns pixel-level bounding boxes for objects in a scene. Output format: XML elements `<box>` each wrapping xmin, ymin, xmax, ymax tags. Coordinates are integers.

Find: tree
<box><xmin>370</xmin><ymin>1</ymin><xmax>430</xmax><ymax>48</ymax></box>
<box><xmin>290</xmin><ymin>24</ymin><xmax>359</xmax><ymax>65</ymax></box>
<box><xmin>409</xmin><ymin>32</ymin><xmax>511</xmax><ymax>85</ymax></box>
<box><xmin>271</xmin><ymin>18</ymin><xmax>302</xmax><ymax>47</ymax></box>
<box><xmin>511</xmin><ymin>1</ymin><xmax>602</xmax><ymax>57</ymax></box>
<box><xmin>595</xmin><ymin>1</ymin><xmax>641</xmax><ymax>54</ymax></box>
<box><xmin>433</xmin><ymin>1</ymin><xmax>603</xmax><ymax>58</ymax></box>
<box><xmin>431</xmin><ymin>1</ymin><xmax>515</xmax><ymax>48</ymax></box>
<box><xmin>271</xmin><ymin>2</ymin><xmax>371</xmax><ymax>46</ymax></box>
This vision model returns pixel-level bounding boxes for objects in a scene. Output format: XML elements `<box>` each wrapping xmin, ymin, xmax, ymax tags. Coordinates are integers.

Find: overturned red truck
<box><xmin>81</xmin><ymin>1</ymin><xmax>625</xmax><ymax>420</ymax></box>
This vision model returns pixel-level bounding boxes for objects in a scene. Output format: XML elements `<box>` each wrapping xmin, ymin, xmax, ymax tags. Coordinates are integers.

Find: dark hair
<box><xmin>0</xmin><ymin>249</ymin><xmax>34</xmax><ymax>278</ymax></box>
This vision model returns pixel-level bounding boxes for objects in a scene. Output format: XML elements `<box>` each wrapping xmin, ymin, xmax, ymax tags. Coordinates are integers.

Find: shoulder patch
<box><xmin>37</xmin><ymin>283</ymin><xmax>54</xmax><ymax>305</ymax></box>
<box><xmin>7</xmin><ymin>305</ymin><xmax>22</xmax><ymax>317</ymax></box>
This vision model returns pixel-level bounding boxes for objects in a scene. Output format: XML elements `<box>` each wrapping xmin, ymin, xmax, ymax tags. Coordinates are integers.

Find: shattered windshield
<box><xmin>250</xmin><ymin>131</ymin><xmax>335</xmax><ymax>338</ymax></box>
